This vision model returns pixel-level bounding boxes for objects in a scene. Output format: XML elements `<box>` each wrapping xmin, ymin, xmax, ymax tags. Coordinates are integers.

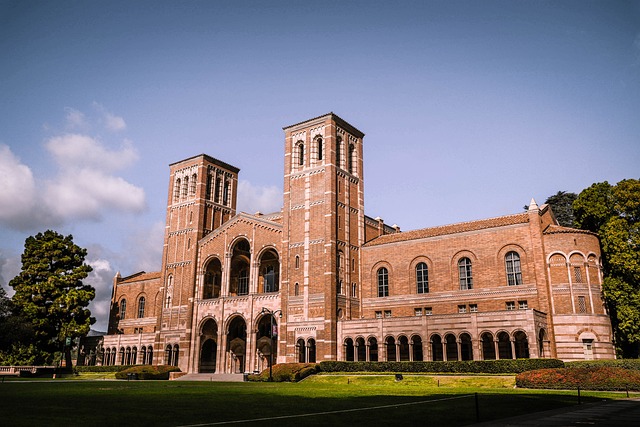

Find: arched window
<box><xmin>182</xmin><ymin>176</ymin><xmax>189</xmax><ymax>198</ymax></box>
<box><xmin>137</xmin><ymin>296</ymin><xmax>145</xmax><ymax>318</ymax></box>
<box><xmin>295</xmin><ymin>255</ymin><xmax>300</xmax><ymax>269</ymax></box>
<box><xmin>308</xmin><ymin>339</ymin><xmax>316</xmax><ymax>363</ymax></box>
<box><xmin>263</xmin><ymin>265</ymin><xmax>277</xmax><ymax>293</ymax></box>
<box><xmin>297</xmin><ymin>142</ymin><xmax>305</xmax><ymax>166</ymax></box>
<box><xmin>173</xmin><ymin>345</ymin><xmax>179</xmax><ymax>366</ymax></box>
<box><xmin>317</xmin><ymin>137</ymin><xmax>323</xmax><ymax>161</ymax></box>
<box><xmin>336</xmin><ymin>136</ymin><xmax>342</xmax><ymax>167</ymax></box>
<box><xmin>131</xmin><ymin>347</ymin><xmax>137</xmax><ymax>365</ymax></box>
<box><xmin>348</xmin><ymin>144</ymin><xmax>355</xmax><ymax>174</ymax></box>
<box><xmin>505</xmin><ymin>251</ymin><xmax>522</xmax><ymax>286</ymax></box>
<box><xmin>377</xmin><ymin>267</ymin><xmax>389</xmax><ymax>297</ymax></box>
<box><xmin>297</xmin><ymin>338</ymin><xmax>306</xmax><ymax>363</ymax></box>
<box><xmin>174</xmin><ymin>178</ymin><xmax>181</xmax><ymax>201</ymax></box>
<box><xmin>458</xmin><ymin>257</ymin><xmax>473</xmax><ymax>290</ymax></box>
<box><xmin>190</xmin><ymin>174</ymin><xmax>197</xmax><ymax>195</ymax></box>
<box><xmin>416</xmin><ymin>262</ymin><xmax>429</xmax><ymax>293</ymax></box>
<box><xmin>147</xmin><ymin>346</ymin><xmax>153</xmax><ymax>365</ymax></box>
<box><xmin>294</xmin><ymin>282</ymin><xmax>299</xmax><ymax>296</ymax></box>
<box><xmin>351</xmin><ymin>283</ymin><xmax>357</xmax><ymax>298</ymax></box>
<box><xmin>165</xmin><ymin>345</ymin><xmax>173</xmax><ymax>365</ymax></box>
<box><xmin>223</xmin><ymin>180</ymin><xmax>229</xmax><ymax>205</ymax></box>
<box><xmin>119</xmin><ymin>299</ymin><xmax>127</xmax><ymax>320</ymax></box>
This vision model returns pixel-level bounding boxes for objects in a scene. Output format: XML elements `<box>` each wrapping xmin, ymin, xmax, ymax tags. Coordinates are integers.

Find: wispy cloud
<box><xmin>237</xmin><ymin>180</ymin><xmax>282</xmax><ymax>214</ymax></box>
<box><xmin>92</xmin><ymin>102</ymin><xmax>126</xmax><ymax>132</ymax></box>
<box><xmin>0</xmin><ymin>107</ymin><xmax>145</xmax><ymax>230</ymax></box>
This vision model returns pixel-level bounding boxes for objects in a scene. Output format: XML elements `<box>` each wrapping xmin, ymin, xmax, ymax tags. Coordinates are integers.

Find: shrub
<box><xmin>317</xmin><ymin>359</ymin><xmax>564</xmax><ymax>374</ymax></box>
<box><xmin>516</xmin><ymin>367</ymin><xmax>640</xmax><ymax>391</ymax></box>
<box><xmin>114</xmin><ymin>365</ymin><xmax>180</xmax><ymax>380</ymax></box>
<box><xmin>566</xmin><ymin>359</ymin><xmax>640</xmax><ymax>371</ymax></box>
<box><xmin>247</xmin><ymin>363</ymin><xmax>318</xmax><ymax>382</ymax></box>
<box><xmin>74</xmin><ymin>365</ymin><xmax>134</xmax><ymax>373</ymax></box>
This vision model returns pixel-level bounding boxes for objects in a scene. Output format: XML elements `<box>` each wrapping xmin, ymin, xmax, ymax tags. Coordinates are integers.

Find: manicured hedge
<box><xmin>247</xmin><ymin>363</ymin><xmax>318</xmax><ymax>382</ymax></box>
<box><xmin>114</xmin><ymin>365</ymin><xmax>180</xmax><ymax>380</ymax></box>
<box><xmin>317</xmin><ymin>359</ymin><xmax>564</xmax><ymax>374</ymax></box>
<box><xmin>75</xmin><ymin>365</ymin><xmax>135</xmax><ymax>373</ymax></box>
<box><xmin>516</xmin><ymin>367</ymin><xmax>640</xmax><ymax>391</ymax></box>
<box><xmin>566</xmin><ymin>359</ymin><xmax>640</xmax><ymax>371</ymax></box>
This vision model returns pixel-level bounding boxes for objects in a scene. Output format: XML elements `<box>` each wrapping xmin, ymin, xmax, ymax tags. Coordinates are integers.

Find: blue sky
<box><xmin>1</xmin><ymin>0</ymin><xmax>639</xmax><ymax>331</ymax></box>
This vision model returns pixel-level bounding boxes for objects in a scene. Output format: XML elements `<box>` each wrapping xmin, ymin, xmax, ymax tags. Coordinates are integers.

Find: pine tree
<box><xmin>9</xmin><ymin>230</ymin><xmax>95</xmax><ymax>366</ymax></box>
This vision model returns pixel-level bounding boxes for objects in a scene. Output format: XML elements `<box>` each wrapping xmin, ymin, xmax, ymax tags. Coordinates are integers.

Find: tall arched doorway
<box><xmin>229</xmin><ymin>239</ymin><xmax>251</xmax><ymax>296</ymax></box>
<box><xmin>256</xmin><ymin>314</ymin><xmax>277</xmax><ymax>372</ymax></box>
<box><xmin>203</xmin><ymin>258</ymin><xmax>222</xmax><ymax>299</ymax></box>
<box><xmin>227</xmin><ymin>316</ymin><xmax>247</xmax><ymax>373</ymax></box>
<box><xmin>199</xmin><ymin>318</ymin><xmax>218</xmax><ymax>373</ymax></box>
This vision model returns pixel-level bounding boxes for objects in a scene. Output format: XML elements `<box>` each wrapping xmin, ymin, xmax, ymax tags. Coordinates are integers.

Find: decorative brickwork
<box><xmin>102</xmin><ymin>113</ymin><xmax>615</xmax><ymax>373</ymax></box>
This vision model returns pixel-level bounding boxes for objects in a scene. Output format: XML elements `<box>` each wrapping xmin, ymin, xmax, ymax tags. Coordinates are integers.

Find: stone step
<box><xmin>174</xmin><ymin>373</ymin><xmax>246</xmax><ymax>382</ymax></box>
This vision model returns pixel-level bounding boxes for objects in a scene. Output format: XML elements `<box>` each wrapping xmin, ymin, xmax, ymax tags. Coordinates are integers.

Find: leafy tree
<box><xmin>9</xmin><ymin>230</ymin><xmax>95</xmax><ymax>367</ymax></box>
<box><xmin>0</xmin><ymin>286</ymin><xmax>38</xmax><ymax>365</ymax></box>
<box><xmin>574</xmin><ymin>179</ymin><xmax>640</xmax><ymax>357</ymax></box>
<box><xmin>545</xmin><ymin>191</ymin><xmax>578</xmax><ymax>227</ymax></box>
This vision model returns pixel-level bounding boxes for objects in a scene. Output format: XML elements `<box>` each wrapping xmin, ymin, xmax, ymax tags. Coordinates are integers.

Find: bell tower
<box><xmin>155</xmin><ymin>154</ymin><xmax>240</xmax><ymax>369</ymax></box>
<box><xmin>280</xmin><ymin>113</ymin><xmax>365</xmax><ymax>362</ymax></box>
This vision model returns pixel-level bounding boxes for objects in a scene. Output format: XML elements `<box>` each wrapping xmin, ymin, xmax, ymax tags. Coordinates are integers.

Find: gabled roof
<box><xmin>120</xmin><ymin>271</ymin><xmax>161</xmax><ymax>283</ymax></box>
<box><xmin>283</xmin><ymin>112</ymin><xmax>365</xmax><ymax>138</ymax></box>
<box><xmin>543</xmin><ymin>224</ymin><xmax>598</xmax><ymax>236</ymax></box>
<box><xmin>364</xmin><ymin>213</ymin><xmax>530</xmax><ymax>246</ymax></box>
<box><xmin>199</xmin><ymin>211</ymin><xmax>282</xmax><ymax>247</ymax></box>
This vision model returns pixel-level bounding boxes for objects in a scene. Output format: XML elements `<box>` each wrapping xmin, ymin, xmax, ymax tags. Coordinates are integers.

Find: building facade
<box><xmin>101</xmin><ymin>113</ymin><xmax>615</xmax><ymax>373</ymax></box>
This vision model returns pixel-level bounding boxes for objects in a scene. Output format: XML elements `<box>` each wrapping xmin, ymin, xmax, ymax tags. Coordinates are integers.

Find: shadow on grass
<box><xmin>0</xmin><ymin>380</ymin><xmax>616</xmax><ymax>427</ymax></box>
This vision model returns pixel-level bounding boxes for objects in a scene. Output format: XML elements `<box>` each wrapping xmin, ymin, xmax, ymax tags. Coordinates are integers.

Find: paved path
<box><xmin>470</xmin><ymin>398</ymin><xmax>640</xmax><ymax>426</ymax></box>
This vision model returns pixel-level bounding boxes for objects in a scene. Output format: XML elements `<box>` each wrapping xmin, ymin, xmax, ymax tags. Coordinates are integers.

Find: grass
<box><xmin>0</xmin><ymin>374</ymin><xmax>637</xmax><ymax>426</ymax></box>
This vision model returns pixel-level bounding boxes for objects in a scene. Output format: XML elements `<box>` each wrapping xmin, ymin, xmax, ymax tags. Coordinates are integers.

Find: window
<box><xmin>336</xmin><ymin>136</ymin><xmax>342</xmax><ymax>167</ymax></box>
<box><xmin>297</xmin><ymin>142</ymin><xmax>304</xmax><ymax>166</ymax></box>
<box><xmin>377</xmin><ymin>267</ymin><xmax>389</xmax><ymax>297</ymax></box>
<box><xmin>337</xmin><ymin>280</ymin><xmax>343</xmax><ymax>295</ymax></box>
<box><xmin>375</xmin><ymin>311</ymin><xmax>382</xmax><ymax>319</ymax></box>
<box><xmin>424</xmin><ymin>307</ymin><xmax>432</xmax><ymax>315</ymax></box>
<box><xmin>223</xmin><ymin>180</ymin><xmax>229</xmax><ymax>205</ymax></box>
<box><xmin>137</xmin><ymin>296</ymin><xmax>145</xmax><ymax>318</ymax></box>
<box><xmin>469</xmin><ymin>304</ymin><xmax>478</xmax><ymax>313</ymax></box>
<box><xmin>505</xmin><ymin>251</ymin><xmax>522</xmax><ymax>286</ymax></box>
<box><xmin>458</xmin><ymin>257</ymin><xmax>473</xmax><ymax>290</ymax></box>
<box><xmin>384</xmin><ymin>310</ymin><xmax>392</xmax><ymax>318</ymax></box>
<box><xmin>120</xmin><ymin>299</ymin><xmax>127</xmax><ymax>320</ymax></box>
<box><xmin>174</xmin><ymin>178</ymin><xmax>181</xmax><ymax>201</ymax></box>
<box><xmin>317</xmin><ymin>137</ymin><xmax>323</xmax><ymax>161</ymax></box>
<box><xmin>238</xmin><ymin>269</ymin><xmax>249</xmax><ymax>295</ymax></box>
<box><xmin>352</xmin><ymin>258</ymin><xmax>355</xmax><ymax>272</ymax></box>
<box><xmin>214</xmin><ymin>177</ymin><xmax>221</xmax><ymax>203</ymax></box>
<box><xmin>506</xmin><ymin>301</ymin><xmax>515</xmax><ymax>311</ymax></box>
<box><xmin>578</xmin><ymin>296</ymin><xmax>586</xmax><ymax>313</ymax></box>
<box><xmin>416</xmin><ymin>262</ymin><xmax>429</xmax><ymax>294</ymax></box>
<box><xmin>414</xmin><ymin>308</ymin><xmax>423</xmax><ymax>316</ymax></box>
<box><xmin>165</xmin><ymin>275</ymin><xmax>173</xmax><ymax>308</ymax></box>
<box><xmin>458</xmin><ymin>304</ymin><xmax>467</xmax><ymax>314</ymax></box>
<box><xmin>574</xmin><ymin>266</ymin><xmax>583</xmax><ymax>283</ymax></box>
<box><xmin>348</xmin><ymin>144</ymin><xmax>355</xmax><ymax>174</ymax></box>
<box><xmin>264</xmin><ymin>266</ymin><xmax>277</xmax><ymax>293</ymax></box>
<box><xmin>519</xmin><ymin>300</ymin><xmax>528</xmax><ymax>310</ymax></box>
<box><xmin>190</xmin><ymin>174</ymin><xmax>196</xmax><ymax>195</ymax></box>
<box><xmin>295</xmin><ymin>255</ymin><xmax>300</xmax><ymax>269</ymax></box>
<box><xmin>182</xmin><ymin>176</ymin><xmax>188</xmax><ymax>197</ymax></box>
<box><xmin>294</xmin><ymin>282</ymin><xmax>299</xmax><ymax>296</ymax></box>
<box><xmin>351</xmin><ymin>283</ymin><xmax>357</xmax><ymax>298</ymax></box>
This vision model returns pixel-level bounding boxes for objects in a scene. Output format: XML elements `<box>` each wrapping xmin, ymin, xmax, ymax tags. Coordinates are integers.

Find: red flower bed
<box><xmin>516</xmin><ymin>367</ymin><xmax>640</xmax><ymax>391</ymax></box>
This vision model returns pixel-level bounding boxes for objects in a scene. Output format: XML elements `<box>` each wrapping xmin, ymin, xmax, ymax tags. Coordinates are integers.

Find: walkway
<box><xmin>470</xmin><ymin>398</ymin><xmax>640</xmax><ymax>426</ymax></box>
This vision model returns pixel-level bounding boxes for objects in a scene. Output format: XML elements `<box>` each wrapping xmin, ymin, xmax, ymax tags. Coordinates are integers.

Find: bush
<box><xmin>114</xmin><ymin>365</ymin><xmax>180</xmax><ymax>380</ymax></box>
<box><xmin>317</xmin><ymin>359</ymin><xmax>564</xmax><ymax>374</ymax></box>
<box><xmin>566</xmin><ymin>359</ymin><xmax>640</xmax><ymax>371</ymax></box>
<box><xmin>247</xmin><ymin>363</ymin><xmax>318</xmax><ymax>382</ymax></box>
<box><xmin>516</xmin><ymin>367</ymin><xmax>640</xmax><ymax>391</ymax></box>
<box><xmin>75</xmin><ymin>365</ymin><xmax>135</xmax><ymax>373</ymax></box>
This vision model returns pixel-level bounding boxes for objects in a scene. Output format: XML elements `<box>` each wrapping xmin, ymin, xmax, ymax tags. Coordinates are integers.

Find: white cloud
<box><xmin>46</xmin><ymin>133</ymin><xmax>138</xmax><ymax>172</ymax></box>
<box><xmin>0</xmin><ymin>145</ymin><xmax>46</xmax><ymax>230</ymax></box>
<box><xmin>92</xmin><ymin>102</ymin><xmax>126</xmax><ymax>132</ymax></box>
<box><xmin>86</xmin><ymin>256</ymin><xmax>116</xmax><ymax>332</ymax></box>
<box><xmin>237</xmin><ymin>180</ymin><xmax>282</xmax><ymax>214</ymax></box>
<box><xmin>0</xmin><ymin>108</ymin><xmax>145</xmax><ymax>231</ymax></box>
<box><xmin>64</xmin><ymin>107</ymin><xmax>88</xmax><ymax>130</ymax></box>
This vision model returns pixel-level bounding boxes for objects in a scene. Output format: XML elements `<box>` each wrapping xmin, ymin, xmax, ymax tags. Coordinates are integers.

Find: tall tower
<box><xmin>155</xmin><ymin>154</ymin><xmax>239</xmax><ymax>370</ymax></box>
<box><xmin>280</xmin><ymin>113</ymin><xmax>365</xmax><ymax>362</ymax></box>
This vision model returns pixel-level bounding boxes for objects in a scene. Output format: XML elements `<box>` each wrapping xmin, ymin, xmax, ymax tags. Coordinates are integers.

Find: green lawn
<box><xmin>0</xmin><ymin>375</ymin><xmax>636</xmax><ymax>426</ymax></box>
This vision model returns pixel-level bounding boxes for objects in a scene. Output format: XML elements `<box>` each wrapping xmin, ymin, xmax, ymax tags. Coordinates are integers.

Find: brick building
<box><xmin>101</xmin><ymin>113</ymin><xmax>615</xmax><ymax>373</ymax></box>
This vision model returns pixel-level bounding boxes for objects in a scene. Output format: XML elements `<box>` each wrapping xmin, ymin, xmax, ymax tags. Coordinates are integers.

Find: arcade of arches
<box><xmin>342</xmin><ymin>329</ymin><xmax>537</xmax><ymax>361</ymax></box>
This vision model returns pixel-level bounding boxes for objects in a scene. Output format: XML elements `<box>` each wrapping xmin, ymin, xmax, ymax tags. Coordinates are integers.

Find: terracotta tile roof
<box><xmin>120</xmin><ymin>271</ymin><xmax>161</xmax><ymax>283</ymax></box>
<box><xmin>543</xmin><ymin>224</ymin><xmax>598</xmax><ymax>236</ymax></box>
<box><xmin>364</xmin><ymin>213</ymin><xmax>530</xmax><ymax>246</ymax></box>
